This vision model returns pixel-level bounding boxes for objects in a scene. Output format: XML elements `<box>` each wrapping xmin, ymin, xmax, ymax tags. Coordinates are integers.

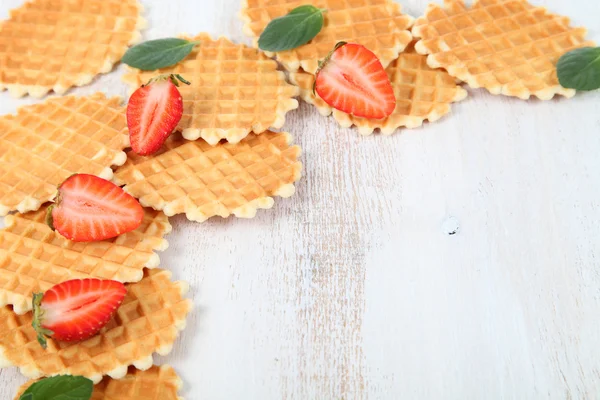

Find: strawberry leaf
<box><xmin>258</xmin><ymin>5</ymin><xmax>324</xmax><ymax>52</ymax></box>
<box><xmin>122</xmin><ymin>38</ymin><xmax>200</xmax><ymax>71</ymax></box>
<box><xmin>19</xmin><ymin>375</ymin><xmax>93</xmax><ymax>400</ymax></box>
<box><xmin>557</xmin><ymin>47</ymin><xmax>600</xmax><ymax>91</ymax></box>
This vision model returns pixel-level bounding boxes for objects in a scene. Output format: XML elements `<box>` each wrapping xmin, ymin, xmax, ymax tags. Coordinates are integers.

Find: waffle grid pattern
<box><xmin>412</xmin><ymin>0</ymin><xmax>594</xmax><ymax>100</ymax></box>
<box><xmin>15</xmin><ymin>364</ymin><xmax>183</xmax><ymax>400</ymax></box>
<box><xmin>113</xmin><ymin>131</ymin><xmax>303</xmax><ymax>222</ymax></box>
<box><xmin>0</xmin><ymin>93</ymin><xmax>130</xmax><ymax>216</ymax></box>
<box><xmin>0</xmin><ymin>0</ymin><xmax>145</xmax><ymax>97</ymax></box>
<box><xmin>0</xmin><ymin>206</ymin><xmax>171</xmax><ymax>315</ymax></box>
<box><xmin>240</xmin><ymin>0</ymin><xmax>414</xmax><ymax>73</ymax></box>
<box><xmin>290</xmin><ymin>46</ymin><xmax>467</xmax><ymax>135</ymax></box>
<box><xmin>0</xmin><ymin>269</ymin><xmax>191</xmax><ymax>384</ymax></box>
<box><xmin>122</xmin><ymin>33</ymin><xmax>299</xmax><ymax>145</ymax></box>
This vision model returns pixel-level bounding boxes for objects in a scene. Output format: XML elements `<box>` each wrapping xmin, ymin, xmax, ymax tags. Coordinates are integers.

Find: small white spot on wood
<box><xmin>442</xmin><ymin>216</ymin><xmax>460</xmax><ymax>236</ymax></box>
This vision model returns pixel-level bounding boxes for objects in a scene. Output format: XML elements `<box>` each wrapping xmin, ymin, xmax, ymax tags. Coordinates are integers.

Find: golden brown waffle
<box><xmin>113</xmin><ymin>131</ymin><xmax>302</xmax><ymax>222</ymax></box>
<box><xmin>14</xmin><ymin>365</ymin><xmax>183</xmax><ymax>400</ymax></box>
<box><xmin>0</xmin><ymin>93</ymin><xmax>130</xmax><ymax>216</ymax></box>
<box><xmin>412</xmin><ymin>0</ymin><xmax>594</xmax><ymax>100</ymax></box>
<box><xmin>289</xmin><ymin>44</ymin><xmax>467</xmax><ymax>134</ymax></box>
<box><xmin>0</xmin><ymin>0</ymin><xmax>145</xmax><ymax>98</ymax></box>
<box><xmin>240</xmin><ymin>0</ymin><xmax>414</xmax><ymax>74</ymax></box>
<box><xmin>122</xmin><ymin>33</ymin><xmax>299</xmax><ymax>145</ymax></box>
<box><xmin>0</xmin><ymin>269</ymin><xmax>191</xmax><ymax>383</ymax></box>
<box><xmin>0</xmin><ymin>205</ymin><xmax>171</xmax><ymax>315</ymax></box>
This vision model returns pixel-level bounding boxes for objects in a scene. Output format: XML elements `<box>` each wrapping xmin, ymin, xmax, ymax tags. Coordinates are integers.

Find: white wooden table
<box><xmin>1</xmin><ymin>0</ymin><xmax>600</xmax><ymax>399</ymax></box>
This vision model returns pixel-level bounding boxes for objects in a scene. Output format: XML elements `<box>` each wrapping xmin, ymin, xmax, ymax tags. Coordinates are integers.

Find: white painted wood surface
<box><xmin>1</xmin><ymin>0</ymin><xmax>600</xmax><ymax>398</ymax></box>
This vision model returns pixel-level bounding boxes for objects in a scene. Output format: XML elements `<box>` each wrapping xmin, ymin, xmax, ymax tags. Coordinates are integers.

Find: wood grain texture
<box><xmin>1</xmin><ymin>0</ymin><xmax>600</xmax><ymax>399</ymax></box>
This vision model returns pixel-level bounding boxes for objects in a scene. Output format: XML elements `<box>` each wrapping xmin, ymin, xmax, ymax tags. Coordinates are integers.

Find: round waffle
<box><xmin>0</xmin><ymin>93</ymin><xmax>130</xmax><ymax>216</ymax></box>
<box><xmin>0</xmin><ymin>206</ymin><xmax>171</xmax><ymax>315</ymax></box>
<box><xmin>14</xmin><ymin>365</ymin><xmax>183</xmax><ymax>400</ymax></box>
<box><xmin>113</xmin><ymin>131</ymin><xmax>302</xmax><ymax>222</ymax></box>
<box><xmin>0</xmin><ymin>0</ymin><xmax>145</xmax><ymax>98</ymax></box>
<box><xmin>289</xmin><ymin>44</ymin><xmax>467</xmax><ymax>135</ymax></box>
<box><xmin>0</xmin><ymin>269</ymin><xmax>191</xmax><ymax>384</ymax></box>
<box><xmin>412</xmin><ymin>0</ymin><xmax>594</xmax><ymax>100</ymax></box>
<box><xmin>122</xmin><ymin>33</ymin><xmax>299</xmax><ymax>145</ymax></box>
<box><xmin>240</xmin><ymin>0</ymin><xmax>414</xmax><ymax>74</ymax></box>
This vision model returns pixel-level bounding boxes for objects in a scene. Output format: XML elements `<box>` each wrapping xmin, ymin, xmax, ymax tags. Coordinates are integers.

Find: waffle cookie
<box><xmin>0</xmin><ymin>205</ymin><xmax>170</xmax><ymax>315</ymax></box>
<box><xmin>14</xmin><ymin>365</ymin><xmax>183</xmax><ymax>400</ymax></box>
<box><xmin>0</xmin><ymin>0</ymin><xmax>145</xmax><ymax>98</ymax></box>
<box><xmin>0</xmin><ymin>269</ymin><xmax>191</xmax><ymax>383</ymax></box>
<box><xmin>122</xmin><ymin>33</ymin><xmax>299</xmax><ymax>145</ymax></box>
<box><xmin>240</xmin><ymin>0</ymin><xmax>414</xmax><ymax>74</ymax></box>
<box><xmin>290</xmin><ymin>44</ymin><xmax>467</xmax><ymax>135</ymax></box>
<box><xmin>113</xmin><ymin>131</ymin><xmax>302</xmax><ymax>222</ymax></box>
<box><xmin>412</xmin><ymin>0</ymin><xmax>594</xmax><ymax>100</ymax></box>
<box><xmin>0</xmin><ymin>93</ymin><xmax>130</xmax><ymax>216</ymax></box>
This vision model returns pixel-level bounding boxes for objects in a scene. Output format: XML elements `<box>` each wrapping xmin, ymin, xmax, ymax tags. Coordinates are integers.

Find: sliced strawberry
<box><xmin>48</xmin><ymin>174</ymin><xmax>144</xmax><ymax>242</ymax></box>
<box><xmin>32</xmin><ymin>279</ymin><xmax>127</xmax><ymax>349</ymax></box>
<box><xmin>127</xmin><ymin>74</ymin><xmax>189</xmax><ymax>156</ymax></box>
<box><xmin>315</xmin><ymin>42</ymin><xmax>396</xmax><ymax>119</ymax></box>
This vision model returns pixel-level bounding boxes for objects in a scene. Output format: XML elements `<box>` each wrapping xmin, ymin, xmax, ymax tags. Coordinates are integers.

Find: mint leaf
<box><xmin>122</xmin><ymin>38</ymin><xmax>199</xmax><ymax>71</ymax></box>
<box><xmin>557</xmin><ymin>47</ymin><xmax>600</xmax><ymax>91</ymax></box>
<box><xmin>19</xmin><ymin>375</ymin><xmax>93</xmax><ymax>400</ymax></box>
<box><xmin>258</xmin><ymin>5</ymin><xmax>324</xmax><ymax>52</ymax></box>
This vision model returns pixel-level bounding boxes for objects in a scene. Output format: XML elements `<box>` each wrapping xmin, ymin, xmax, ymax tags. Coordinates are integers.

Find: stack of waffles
<box><xmin>1</xmin><ymin>0</ymin><xmax>305</xmax><ymax>396</ymax></box>
<box><xmin>241</xmin><ymin>0</ymin><xmax>594</xmax><ymax>135</ymax></box>
<box><xmin>119</xmin><ymin>33</ymin><xmax>303</xmax><ymax>222</ymax></box>
<box><xmin>1</xmin><ymin>2</ymin><xmax>304</xmax><ymax>223</ymax></box>
<box><xmin>0</xmin><ymin>92</ymin><xmax>190</xmax><ymax>397</ymax></box>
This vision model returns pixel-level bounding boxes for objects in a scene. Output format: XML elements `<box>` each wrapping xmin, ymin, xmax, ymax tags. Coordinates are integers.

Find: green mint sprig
<box><xmin>19</xmin><ymin>375</ymin><xmax>93</xmax><ymax>400</ymax></box>
<box><xmin>557</xmin><ymin>47</ymin><xmax>600</xmax><ymax>91</ymax></box>
<box><xmin>122</xmin><ymin>38</ymin><xmax>200</xmax><ymax>71</ymax></box>
<box><xmin>258</xmin><ymin>5</ymin><xmax>325</xmax><ymax>52</ymax></box>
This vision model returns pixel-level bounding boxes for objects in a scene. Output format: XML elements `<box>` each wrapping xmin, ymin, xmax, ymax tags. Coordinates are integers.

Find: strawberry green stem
<box><xmin>144</xmin><ymin>74</ymin><xmax>191</xmax><ymax>87</ymax></box>
<box><xmin>174</xmin><ymin>74</ymin><xmax>191</xmax><ymax>85</ymax></box>
<box><xmin>31</xmin><ymin>292</ymin><xmax>53</xmax><ymax>350</ymax></box>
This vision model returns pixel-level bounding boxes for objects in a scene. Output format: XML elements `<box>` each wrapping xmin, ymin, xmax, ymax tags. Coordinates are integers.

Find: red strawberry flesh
<box><xmin>127</xmin><ymin>78</ymin><xmax>184</xmax><ymax>156</ymax></box>
<box><xmin>315</xmin><ymin>43</ymin><xmax>396</xmax><ymax>120</ymax></box>
<box><xmin>32</xmin><ymin>279</ymin><xmax>127</xmax><ymax>348</ymax></box>
<box><xmin>50</xmin><ymin>174</ymin><xmax>144</xmax><ymax>242</ymax></box>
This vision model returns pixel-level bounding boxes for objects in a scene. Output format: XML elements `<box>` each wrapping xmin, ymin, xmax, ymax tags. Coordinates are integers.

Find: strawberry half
<box><xmin>127</xmin><ymin>74</ymin><xmax>189</xmax><ymax>156</ymax></box>
<box><xmin>47</xmin><ymin>174</ymin><xmax>144</xmax><ymax>242</ymax></box>
<box><xmin>315</xmin><ymin>42</ymin><xmax>396</xmax><ymax>120</ymax></box>
<box><xmin>32</xmin><ymin>279</ymin><xmax>127</xmax><ymax>349</ymax></box>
